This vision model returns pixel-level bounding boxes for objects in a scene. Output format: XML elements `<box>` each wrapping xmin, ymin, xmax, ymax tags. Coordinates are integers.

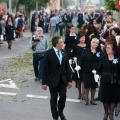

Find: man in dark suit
<box><xmin>42</xmin><ymin>36</ymin><xmax>72</xmax><ymax>120</ymax></box>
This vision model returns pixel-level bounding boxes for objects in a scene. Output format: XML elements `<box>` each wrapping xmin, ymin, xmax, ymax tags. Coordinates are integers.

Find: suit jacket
<box><xmin>42</xmin><ymin>48</ymin><xmax>72</xmax><ymax>87</ymax></box>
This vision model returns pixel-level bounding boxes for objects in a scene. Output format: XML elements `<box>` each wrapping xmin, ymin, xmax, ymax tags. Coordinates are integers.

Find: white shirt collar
<box><xmin>53</xmin><ymin>47</ymin><xmax>60</xmax><ymax>52</ymax></box>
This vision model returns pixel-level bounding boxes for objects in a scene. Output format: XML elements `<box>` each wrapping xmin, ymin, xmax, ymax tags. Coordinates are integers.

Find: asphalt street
<box><xmin>0</xmin><ymin>31</ymin><xmax>120</xmax><ymax>120</ymax></box>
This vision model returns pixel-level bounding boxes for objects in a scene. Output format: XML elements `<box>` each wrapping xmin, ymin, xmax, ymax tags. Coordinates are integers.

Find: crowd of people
<box><xmin>30</xmin><ymin>10</ymin><xmax>74</xmax><ymax>37</ymax></box>
<box><xmin>0</xmin><ymin>11</ymin><xmax>28</xmax><ymax>49</ymax></box>
<box><xmin>1</xmin><ymin>6</ymin><xmax>120</xmax><ymax>120</ymax></box>
<box><xmin>30</xmin><ymin>9</ymin><xmax>120</xmax><ymax>120</ymax></box>
<box><xmin>69</xmin><ymin>10</ymin><xmax>120</xmax><ymax>120</ymax></box>
<box><xmin>0</xmin><ymin>6</ymin><xmax>120</xmax><ymax>120</ymax></box>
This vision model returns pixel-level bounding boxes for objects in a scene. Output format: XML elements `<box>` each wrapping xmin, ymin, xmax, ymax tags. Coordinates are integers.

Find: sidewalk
<box><xmin>22</xmin><ymin>30</ymin><xmax>32</xmax><ymax>37</ymax></box>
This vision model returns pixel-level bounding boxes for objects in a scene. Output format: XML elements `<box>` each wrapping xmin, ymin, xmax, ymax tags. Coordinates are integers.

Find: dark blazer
<box><xmin>80</xmin><ymin>48</ymin><xmax>101</xmax><ymax>73</ymax></box>
<box><xmin>42</xmin><ymin>48</ymin><xmax>72</xmax><ymax>87</ymax></box>
<box><xmin>97</xmin><ymin>54</ymin><xmax>120</xmax><ymax>84</ymax></box>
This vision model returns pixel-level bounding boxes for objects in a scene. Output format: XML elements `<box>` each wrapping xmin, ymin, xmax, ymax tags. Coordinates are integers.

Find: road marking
<box><xmin>0</xmin><ymin>92</ymin><xmax>17</xmax><ymax>96</ymax></box>
<box><xmin>66</xmin><ymin>98</ymin><xmax>80</xmax><ymax>103</ymax></box>
<box><xmin>0</xmin><ymin>92</ymin><xmax>80</xmax><ymax>103</ymax></box>
<box><xmin>26</xmin><ymin>95</ymin><xmax>80</xmax><ymax>103</ymax></box>
<box><xmin>0</xmin><ymin>79</ymin><xmax>18</xmax><ymax>89</ymax></box>
<box><xmin>26</xmin><ymin>94</ymin><xmax>48</xmax><ymax>99</ymax></box>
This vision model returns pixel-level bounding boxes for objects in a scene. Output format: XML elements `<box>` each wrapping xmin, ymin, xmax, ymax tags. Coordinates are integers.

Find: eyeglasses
<box><xmin>105</xmin><ymin>47</ymin><xmax>111</xmax><ymax>50</ymax></box>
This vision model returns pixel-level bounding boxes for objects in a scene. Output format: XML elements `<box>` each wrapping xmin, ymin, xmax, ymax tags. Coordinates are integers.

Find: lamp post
<box><xmin>9</xmin><ymin>0</ymin><xmax>12</xmax><ymax>14</ymax></box>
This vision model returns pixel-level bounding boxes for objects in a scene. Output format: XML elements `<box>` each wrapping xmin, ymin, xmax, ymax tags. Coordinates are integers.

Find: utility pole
<box><xmin>101</xmin><ymin>0</ymin><xmax>104</xmax><ymax>6</ymax></box>
<box><xmin>36</xmin><ymin>1</ymin><xmax>38</xmax><ymax>15</ymax></box>
<box><xmin>68</xmin><ymin>0</ymin><xmax>70</xmax><ymax>7</ymax></box>
<box><xmin>62</xmin><ymin>0</ymin><xmax>63</xmax><ymax>10</ymax></box>
<box><xmin>99</xmin><ymin>0</ymin><xmax>101</xmax><ymax>9</ymax></box>
<box><xmin>80</xmin><ymin>0</ymin><xmax>83</xmax><ymax>9</ymax></box>
<box><xmin>9</xmin><ymin>0</ymin><xmax>12</xmax><ymax>14</ymax></box>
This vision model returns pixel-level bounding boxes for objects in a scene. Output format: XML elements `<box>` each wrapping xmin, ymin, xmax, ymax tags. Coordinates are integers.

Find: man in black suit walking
<box><xmin>42</xmin><ymin>36</ymin><xmax>72</xmax><ymax>120</ymax></box>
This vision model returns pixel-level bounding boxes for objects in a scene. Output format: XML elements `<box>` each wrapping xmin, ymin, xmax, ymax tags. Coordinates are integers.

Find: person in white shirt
<box><xmin>49</xmin><ymin>14</ymin><xmax>57</xmax><ymax>36</ymax></box>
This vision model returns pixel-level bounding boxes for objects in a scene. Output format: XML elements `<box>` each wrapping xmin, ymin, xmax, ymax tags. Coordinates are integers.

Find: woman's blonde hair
<box><xmin>91</xmin><ymin>38</ymin><xmax>99</xmax><ymax>44</ymax></box>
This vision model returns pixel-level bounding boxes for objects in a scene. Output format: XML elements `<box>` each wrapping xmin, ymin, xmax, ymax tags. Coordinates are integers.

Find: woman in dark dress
<box><xmin>64</xmin><ymin>25</ymin><xmax>77</xmax><ymax>59</ymax></box>
<box><xmin>80</xmin><ymin>38</ymin><xmax>101</xmax><ymax>105</ymax></box>
<box><xmin>97</xmin><ymin>41</ymin><xmax>120</xmax><ymax>120</ymax></box>
<box><xmin>5</xmin><ymin>16</ymin><xmax>15</xmax><ymax>49</ymax></box>
<box><xmin>62</xmin><ymin>14</ymin><xmax>69</xmax><ymax>35</ymax></box>
<box><xmin>31</xmin><ymin>14</ymin><xmax>36</xmax><ymax>35</ymax></box>
<box><xmin>77</xmin><ymin>13</ymin><xmax>84</xmax><ymax>29</ymax></box>
<box><xmin>62</xmin><ymin>14</ymin><xmax>69</xmax><ymax>26</ymax></box>
<box><xmin>38</xmin><ymin>14</ymin><xmax>44</xmax><ymax>31</ymax></box>
<box><xmin>72</xmin><ymin>33</ymin><xmax>86</xmax><ymax>99</ymax></box>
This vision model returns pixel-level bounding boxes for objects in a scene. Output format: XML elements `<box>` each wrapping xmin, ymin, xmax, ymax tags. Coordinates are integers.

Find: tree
<box><xmin>104</xmin><ymin>0</ymin><xmax>119</xmax><ymax>10</ymax></box>
<box><xmin>18</xmin><ymin>0</ymin><xmax>50</xmax><ymax>12</ymax></box>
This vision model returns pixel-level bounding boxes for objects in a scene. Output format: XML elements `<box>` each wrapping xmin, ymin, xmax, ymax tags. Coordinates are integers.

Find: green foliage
<box><xmin>104</xmin><ymin>0</ymin><xmax>118</xmax><ymax>10</ymax></box>
<box><xmin>18</xmin><ymin>0</ymin><xmax>50</xmax><ymax>11</ymax></box>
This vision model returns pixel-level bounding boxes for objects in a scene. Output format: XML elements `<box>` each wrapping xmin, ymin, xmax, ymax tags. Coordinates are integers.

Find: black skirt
<box><xmin>83</xmin><ymin>73</ymin><xmax>98</xmax><ymax>89</ymax></box>
<box><xmin>100</xmin><ymin>82</ymin><xmax>120</xmax><ymax>103</ymax></box>
<box><xmin>74</xmin><ymin>70</ymin><xmax>84</xmax><ymax>83</ymax></box>
<box><xmin>6</xmin><ymin>32</ymin><xmax>14</xmax><ymax>41</ymax></box>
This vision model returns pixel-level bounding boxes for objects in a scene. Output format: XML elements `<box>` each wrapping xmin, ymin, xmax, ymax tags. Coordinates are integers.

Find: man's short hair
<box><xmin>52</xmin><ymin>36</ymin><xmax>61</xmax><ymax>47</ymax></box>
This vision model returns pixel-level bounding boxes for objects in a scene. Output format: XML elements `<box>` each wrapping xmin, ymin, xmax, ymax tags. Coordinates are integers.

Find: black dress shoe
<box><xmin>85</xmin><ymin>99</ymin><xmax>89</xmax><ymax>105</ymax></box>
<box><xmin>60</xmin><ymin>114</ymin><xmax>67</xmax><ymax>120</ymax></box>
<box><xmin>81</xmin><ymin>96</ymin><xmax>86</xmax><ymax>100</ymax></box>
<box><xmin>77</xmin><ymin>95</ymin><xmax>80</xmax><ymax>99</ymax></box>
<box><xmin>90</xmin><ymin>100</ymin><xmax>97</xmax><ymax>105</ymax></box>
<box><xmin>8</xmin><ymin>45</ymin><xmax>11</xmax><ymax>49</ymax></box>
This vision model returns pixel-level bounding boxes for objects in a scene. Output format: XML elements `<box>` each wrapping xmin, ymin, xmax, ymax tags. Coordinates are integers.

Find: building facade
<box><xmin>49</xmin><ymin>0</ymin><xmax>60</xmax><ymax>11</ymax></box>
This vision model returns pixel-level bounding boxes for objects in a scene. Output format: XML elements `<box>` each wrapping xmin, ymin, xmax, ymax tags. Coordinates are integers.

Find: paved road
<box><xmin>0</xmin><ymin>31</ymin><xmax>120</xmax><ymax>120</ymax></box>
<box><xmin>0</xmin><ymin>31</ymin><xmax>31</xmax><ymax>60</ymax></box>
